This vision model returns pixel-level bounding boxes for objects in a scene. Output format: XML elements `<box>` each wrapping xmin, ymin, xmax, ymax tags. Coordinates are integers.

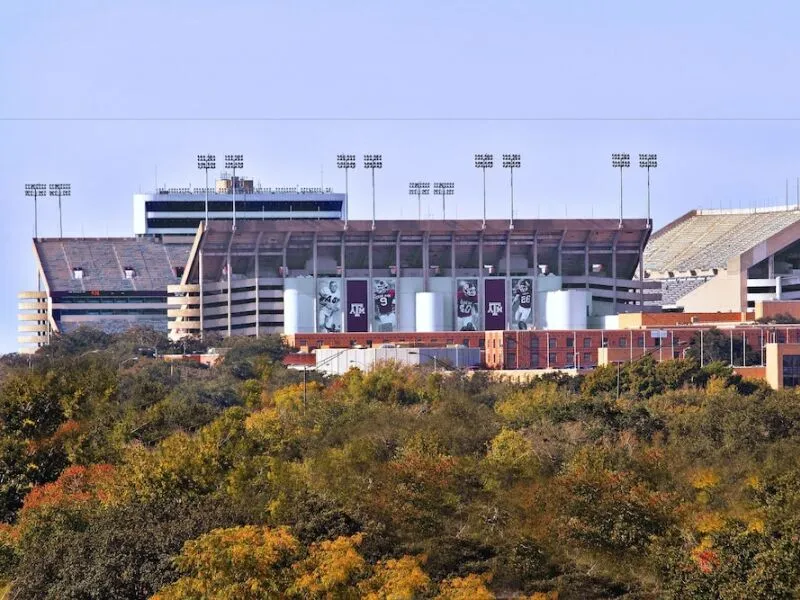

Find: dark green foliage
<box><xmin>756</xmin><ymin>312</ymin><xmax>800</xmax><ymax>324</ymax></box>
<box><xmin>686</xmin><ymin>327</ymin><xmax>761</xmax><ymax>367</ymax></box>
<box><xmin>12</xmin><ymin>496</ymin><xmax>246</xmax><ymax>600</ymax></box>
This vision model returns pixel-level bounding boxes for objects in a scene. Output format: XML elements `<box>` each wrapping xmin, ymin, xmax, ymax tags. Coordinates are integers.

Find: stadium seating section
<box><xmin>645</xmin><ymin>208</ymin><xmax>800</xmax><ymax>274</ymax></box>
<box><xmin>35</xmin><ymin>238</ymin><xmax>191</xmax><ymax>293</ymax></box>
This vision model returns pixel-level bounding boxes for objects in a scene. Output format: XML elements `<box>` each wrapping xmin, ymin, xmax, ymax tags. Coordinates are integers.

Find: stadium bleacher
<box><xmin>35</xmin><ymin>238</ymin><xmax>191</xmax><ymax>293</ymax></box>
<box><xmin>645</xmin><ymin>207</ymin><xmax>800</xmax><ymax>274</ymax></box>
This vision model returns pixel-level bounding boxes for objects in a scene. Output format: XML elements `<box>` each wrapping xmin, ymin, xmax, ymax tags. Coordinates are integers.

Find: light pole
<box><xmin>336</xmin><ymin>154</ymin><xmax>356</xmax><ymax>227</ymax></box>
<box><xmin>474</xmin><ymin>153</ymin><xmax>494</xmax><ymax>228</ymax></box>
<box><xmin>409</xmin><ymin>350</ymin><xmax>439</xmax><ymax>371</ymax></box>
<box><xmin>48</xmin><ymin>184</ymin><xmax>71</xmax><ymax>238</ymax></box>
<box><xmin>502</xmin><ymin>154</ymin><xmax>521</xmax><ymax>229</ymax></box>
<box><xmin>639</xmin><ymin>153</ymin><xmax>657</xmax><ymax>227</ymax></box>
<box><xmin>304</xmin><ymin>348</ymin><xmax>351</xmax><ymax>406</ymax></box>
<box><xmin>433</xmin><ymin>182</ymin><xmax>454</xmax><ymax>220</ymax></box>
<box><xmin>25</xmin><ymin>184</ymin><xmax>46</xmax><ymax>239</ymax></box>
<box><xmin>224</xmin><ymin>154</ymin><xmax>244</xmax><ymax>230</ymax></box>
<box><xmin>363</xmin><ymin>154</ymin><xmax>382</xmax><ymax>229</ymax></box>
<box><xmin>408</xmin><ymin>182</ymin><xmax>430</xmax><ymax>221</ymax></box>
<box><xmin>197</xmin><ymin>154</ymin><xmax>216</xmax><ymax>227</ymax></box>
<box><xmin>611</xmin><ymin>153</ymin><xmax>631</xmax><ymax>228</ymax></box>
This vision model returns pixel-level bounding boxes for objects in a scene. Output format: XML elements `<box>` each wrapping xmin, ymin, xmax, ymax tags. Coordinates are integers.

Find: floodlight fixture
<box><xmin>197</xmin><ymin>154</ymin><xmax>216</xmax><ymax>226</ymax></box>
<box><xmin>408</xmin><ymin>181</ymin><xmax>431</xmax><ymax>221</ymax></box>
<box><xmin>48</xmin><ymin>183</ymin><xmax>71</xmax><ymax>238</ymax></box>
<box><xmin>363</xmin><ymin>154</ymin><xmax>383</xmax><ymax>229</ymax></box>
<box><xmin>337</xmin><ymin>154</ymin><xmax>356</xmax><ymax>227</ymax></box>
<box><xmin>224</xmin><ymin>154</ymin><xmax>244</xmax><ymax>230</ymax></box>
<box><xmin>25</xmin><ymin>184</ymin><xmax>46</xmax><ymax>239</ymax></box>
<box><xmin>502</xmin><ymin>154</ymin><xmax>521</xmax><ymax>229</ymax></box>
<box><xmin>362</xmin><ymin>154</ymin><xmax>383</xmax><ymax>169</ymax></box>
<box><xmin>638</xmin><ymin>153</ymin><xmax>657</xmax><ymax>226</ymax></box>
<box><xmin>611</xmin><ymin>153</ymin><xmax>631</xmax><ymax>227</ymax></box>
<box><xmin>474</xmin><ymin>154</ymin><xmax>494</xmax><ymax>228</ymax></box>
<box><xmin>433</xmin><ymin>182</ymin><xmax>455</xmax><ymax>220</ymax></box>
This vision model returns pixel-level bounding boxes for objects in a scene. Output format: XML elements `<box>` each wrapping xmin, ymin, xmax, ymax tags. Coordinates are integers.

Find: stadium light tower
<box><xmin>474</xmin><ymin>153</ymin><xmax>494</xmax><ymax>228</ymax></box>
<box><xmin>336</xmin><ymin>154</ymin><xmax>356</xmax><ymax>227</ymax></box>
<box><xmin>611</xmin><ymin>153</ymin><xmax>631</xmax><ymax>228</ymax></box>
<box><xmin>224</xmin><ymin>154</ymin><xmax>244</xmax><ymax>230</ymax></box>
<box><xmin>363</xmin><ymin>154</ymin><xmax>382</xmax><ymax>229</ymax></box>
<box><xmin>25</xmin><ymin>184</ymin><xmax>46</xmax><ymax>238</ymax></box>
<box><xmin>433</xmin><ymin>182</ymin><xmax>455</xmax><ymax>220</ymax></box>
<box><xmin>502</xmin><ymin>154</ymin><xmax>521</xmax><ymax>229</ymax></box>
<box><xmin>197</xmin><ymin>154</ymin><xmax>216</xmax><ymax>227</ymax></box>
<box><xmin>638</xmin><ymin>153</ymin><xmax>657</xmax><ymax>227</ymax></box>
<box><xmin>408</xmin><ymin>182</ymin><xmax>430</xmax><ymax>221</ymax></box>
<box><xmin>48</xmin><ymin>184</ymin><xmax>71</xmax><ymax>238</ymax></box>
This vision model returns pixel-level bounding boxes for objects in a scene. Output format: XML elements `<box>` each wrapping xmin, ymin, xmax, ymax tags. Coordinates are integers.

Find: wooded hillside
<box><xmin>1</xmin><ymin>327</ymin><xmax>800</xmax><ymax>599</ymax></box>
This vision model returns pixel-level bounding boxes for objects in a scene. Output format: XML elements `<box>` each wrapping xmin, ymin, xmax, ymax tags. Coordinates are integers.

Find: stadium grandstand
<box><xmin>18</xmin><ymin>237</ymin><xmax>191</xmax><ymax>351</ymax></box>
<box><xmin>644</xmin><ymin>205</ymin><xmax>800</xmax><ymax>311</ymax></box>
<box><xmin>165</xmin><ymin>218</ymin><xmax>657</xmax><ymax>340</ymax></box>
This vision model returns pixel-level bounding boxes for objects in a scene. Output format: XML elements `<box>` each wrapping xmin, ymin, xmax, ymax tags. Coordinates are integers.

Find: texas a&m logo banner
<box><xmin>346</xmin><ymin>279</ymin><xmax>369</xmax><ymax>332</ymax></box>
<box><xmin>483</xmin><ymin>278</ymin><xmax>507</xmax><ymax>330</ymax></box>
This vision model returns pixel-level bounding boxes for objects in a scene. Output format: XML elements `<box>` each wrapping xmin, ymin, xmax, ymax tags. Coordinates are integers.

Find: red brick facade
<box><xmin>285</xmin><ymin>326</ymin><xmax>800</xmax><ymax>370</ymax></box>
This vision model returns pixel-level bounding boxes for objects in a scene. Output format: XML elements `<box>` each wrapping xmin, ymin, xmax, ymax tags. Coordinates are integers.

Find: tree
<box><xmin>686</xmin><ymin>328</ymin><xmax>760</xmax><ymax>366</ymax></box>
<box><xmin>434</xmin><ymin>574</ymin><xmax>494</xmax><ymax>599</ymax></box>
<box><xmin>358</xmin><ymin>555</ymin><xmax>431</xmax><ymax>599</ymax></box>
<box><xmin>14</xmin><ymin>495</ymin><xmax>246</xmax><ymax>600</ymax></box>
<box><xmin>153</xmin><ymin>526</ymin><xmax>300</xmax><ymax>600</ymax></box>
<box><xmin>291</xmin><ymin>534</ymin><xmax>366</xmax><ymax>598</ymax></box>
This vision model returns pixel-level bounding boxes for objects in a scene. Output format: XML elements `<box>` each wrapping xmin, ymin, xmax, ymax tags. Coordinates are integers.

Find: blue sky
<box><xmin>2</xmin><ymin>0</ymin><xmax>800</xmax><ymax>352</ymax></box>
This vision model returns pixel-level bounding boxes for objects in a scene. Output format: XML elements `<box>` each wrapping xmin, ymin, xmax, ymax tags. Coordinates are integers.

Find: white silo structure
<box><xmin>415</xmin><ymin>292</ymin><xmax>444</xmax><ymax>332</ymax></box>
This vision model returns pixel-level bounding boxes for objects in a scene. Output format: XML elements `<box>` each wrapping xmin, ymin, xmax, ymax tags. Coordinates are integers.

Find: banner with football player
<box><xmin>511</xmin><ymin>278</ymin><xmax>534</xmax><ymax>330</ymax></box>
<box><xmin>316</xmin><ymin>278</ymin><xmax>343</xmax><ymax>333</ymax></box>
<box><xmin>455</xmin><ymin>278</ymin><xmax>480</xmax><ymax>331</ymax></box>
<box><xmin>345</xmin><ymin>279</ymin><xmax>369</xmax><ymax>332</ymax></box>
<box><xmin>372</xmin><ymin>278</ymin><xmax>397</xmax><ymax>332</ymax></box>
<box><xmin>483</xmin><ymin>278</ymin><xmax>506</xmax><ymax>330</ymax></box>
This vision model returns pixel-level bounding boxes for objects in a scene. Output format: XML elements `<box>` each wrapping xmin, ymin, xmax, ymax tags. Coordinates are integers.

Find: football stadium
<box><xmin>17</xmin><ymin>171</ymin><xmax>800</xmax><ymax>383</ymax></box>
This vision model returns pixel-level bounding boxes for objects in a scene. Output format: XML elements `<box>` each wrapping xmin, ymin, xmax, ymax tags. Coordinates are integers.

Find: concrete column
<box><xmin>199</xmin><ymin>250</ymin><xmax>204</xmax><ymax>341</ymax></box>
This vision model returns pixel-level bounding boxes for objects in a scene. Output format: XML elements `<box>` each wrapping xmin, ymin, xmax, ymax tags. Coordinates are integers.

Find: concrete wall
<box><xmin>314</xmin><ymin>346</ymin><xmax>481</xmax><ymax>376</ymax></box>
<box><xmin>679</xmin><ymin>272</ymin><xmax>744</xmax><ymax>313</ymax></box>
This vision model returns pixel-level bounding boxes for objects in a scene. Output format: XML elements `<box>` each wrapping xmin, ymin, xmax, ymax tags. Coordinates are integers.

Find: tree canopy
<box><xmin>1</xmin><ymin>328</ymin><xmax>800</xmax><ymax>598</ymax></box>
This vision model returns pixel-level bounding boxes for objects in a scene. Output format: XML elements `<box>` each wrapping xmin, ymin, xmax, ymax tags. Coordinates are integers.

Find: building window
<box><xmin>72</xmin><ymin>267</ymin><xmax>84</xmax><ymax>280</ymax></box>
<box><xmin>530</xmin><ymin>353</ymin><xmax>540</xmax><ymax>367</ymax></box>
<box><xmin>783</xmin><ymin>355</ymin><xmax>800</xmax><ymax>387</ymax></box>
<box><xmin>565</xmin><ymin>353</ymin><xmax>574</xmax><ymax>367</ymax></box>
<box><xmin>778</xmin><ymin>333</ymin><xmax>787</xmax><ymax>343</ymax></box>
<box><xmin>549</xmin><ymin>337</ymin><xmax>556</xmax><ymax>348</ymax></box>
<box><xmin>507</xmin><ymin>338</ymin><xmax>517</xmax><ymax>349</ymax></box>
<box><xmin>619</xmin><ymin>337</ymin><xmax>627</xmax><ymax>347</ymax></box>
<box><xmin>549</xmin><ymin>352</ymin><xmax>557</xmax><ymax>365</ymax></box>
<box><xmin>566</xmin><ymin>337</ymin><xmax>574</xmax><ymax>348</ymax></box>
<box><xmin>583</xmin><ymin>337</ymin><xmax>592</xmax><ymax>348</ymax></box>
<box><xmin>637</xmin><ymin>337</ymin><xmax>644</xmax><ymax>347</ymax></box>
<box><xmin>583</xmin><ymin>351</ymin><xmax>592</xmax><ymax>364</ymax></box>
<box><xmin>124</xmin><ymin>267</ymin><xmax>136</xmax><ymax>279</ymax></box>
<box><xmin>506</xmin><ymin>352</ymin><xmax>516</xmax><ymax>367</ymax></box>
<box><xmin>530</xmin><ymin>337</ymin><xmax>539</xmax><ymax>348</ymax></box>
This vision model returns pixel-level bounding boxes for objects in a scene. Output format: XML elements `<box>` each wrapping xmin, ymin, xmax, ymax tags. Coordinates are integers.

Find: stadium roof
<box><xmin>181</xmin><ymin>218</ymin><xmax>653</xmax><ymax>284</ymax></box>
<box><xmin>34</xmin><ymin>237</ymin><xmax>191</xmax><ymax>293</ymax></box>
<box><xmin>644</xmin><ymin>207</ymin><xmax>800</xmax><ymax>275</ymax></box>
